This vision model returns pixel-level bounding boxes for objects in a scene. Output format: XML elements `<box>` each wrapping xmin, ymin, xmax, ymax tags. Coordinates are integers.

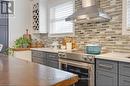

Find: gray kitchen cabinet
<box><xmin>32</xmin><ymin>50</ymin><xmax>47</xmax><ymax>65</ymax></box>
<box><xmin>96</xmin><ymin>70</ymin><xmax>118</xmax><ymax>86</ymax></box>
<box><xmin>96</xmin><ymin>59</ymin><xmax>118</xmax><ymax>73</ymax></box>
<box><xmin>119</xmin><ymin>62</ymin><xmax>130</xmax><ymax>77</ymax></box>
<box><xmin>32</xmin><ymin>57</ymin><xmax>46</xmax><ymax>65</ymax></box>
<box><xmin>31</xmin><ymin>50</ymin><xmax>59</xmax><ymax>69</ymax></box>
<box><xmin>32</xmin><ymin>50</ymin><xmax>46</xmax><ymax>58</ymax></box>
<box><xmin>96</xmin><ymin>59</ymin><xmax>118</xmax><ymax>86</ymax></box>
<box><xmin>119</xmin><ymin>62</ymin><xmax>130</xmax><ymax>86</ymax></box>
<box><xmin>119</xmin><ymin>75</ymin><xmax>130</xmax><ymax>86</ymax></box>
<box><xmin>47</xmin><ymin>52</ymin><xmax>59</xmax><ymax>61</ymax></box>
<box><xmin>47</xmin><ymin>60</ymin><xmax>59</xmax><ymax>69</ymax></box>
<box><xmin>46</xmin><ymin>52</ymin><xmax>59</xmax><ymax>69</ymax></box>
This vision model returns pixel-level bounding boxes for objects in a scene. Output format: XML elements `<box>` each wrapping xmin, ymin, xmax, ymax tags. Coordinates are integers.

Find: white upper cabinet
<box><xmin>39</xmin><ymin>0</ymin><xmax>47</xmax><ymax>33</ymax></box>
<box><xmin>122</xmin><ymin>0</ymin><xmax>130</xmax><ymax>35</ymax></box>
<box><xmin>32</xmin><ymin>0</ymin><xmax>47</xmax><ymax>33</ymax></box>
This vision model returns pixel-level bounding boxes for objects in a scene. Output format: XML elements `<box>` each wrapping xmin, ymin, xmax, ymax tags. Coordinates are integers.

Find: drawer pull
<box><xmin>98</xmin><ymin>64</ymin><xmax>113</xmax><ymax>69</ymax></box>
<box><xmin>123</xmin><ymin>80</ymin><xmax>130</xmax><ymax>83</ymax></box>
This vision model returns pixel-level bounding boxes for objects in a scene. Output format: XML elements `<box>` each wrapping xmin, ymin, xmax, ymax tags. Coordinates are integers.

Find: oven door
<box><xmin>59</xmin><ymin>59</ymin><xmax>95</xmax><ymax>86</ymax></box>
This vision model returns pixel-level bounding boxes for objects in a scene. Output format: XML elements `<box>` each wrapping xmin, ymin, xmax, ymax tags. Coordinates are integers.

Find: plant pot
<box><xmin>22</xmin><ymin>44</ymin><xmax>28</xmax><ymax>48</ymax></box>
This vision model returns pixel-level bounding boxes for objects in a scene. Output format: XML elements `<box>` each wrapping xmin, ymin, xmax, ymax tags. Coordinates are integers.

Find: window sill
<box><xmin>48</xmin><ymin>33</ymin><xmax>75</xmax><ymax>37</ymax></box>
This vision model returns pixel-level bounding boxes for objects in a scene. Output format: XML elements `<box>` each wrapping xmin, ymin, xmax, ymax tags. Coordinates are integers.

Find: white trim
<box><xmin>48</xmin><ymin>32</ymin><xmax>75</xmax><ymax>37</ymax></box>
<box><xmin>122</xmin><ymin>0</ymin><xmax>130</xmax><ymax>35</ymax></box>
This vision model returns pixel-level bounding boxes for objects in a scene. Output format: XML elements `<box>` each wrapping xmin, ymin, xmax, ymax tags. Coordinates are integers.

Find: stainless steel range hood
<box><xmin>65</xmin><ymin>0</ymin><xmax>111</xmax><ymax>23</ymax></box>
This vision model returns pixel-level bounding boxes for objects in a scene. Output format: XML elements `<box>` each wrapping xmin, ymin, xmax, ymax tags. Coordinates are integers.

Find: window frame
<box><xmin>122</xmin><ymin>0</ymin><xmax>130</xmax><ymax>35</ymax></box>
<box><xmin>48</xmin><ymin>0</ymin><xmax>75</xmax><ymax>37</ymax></box>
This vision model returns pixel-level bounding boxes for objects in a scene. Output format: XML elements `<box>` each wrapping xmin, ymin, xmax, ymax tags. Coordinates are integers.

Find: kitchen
<box><xmin>0</xmin><ymin>0</ymin><xmax>130</xmax><ymax>86</ymax></box>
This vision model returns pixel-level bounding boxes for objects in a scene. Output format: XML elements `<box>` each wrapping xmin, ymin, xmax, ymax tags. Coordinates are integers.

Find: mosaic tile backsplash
<box><xmin>33</xmin><ymin>0</ymin><xmax>130</xmax><ymax>52</ymax></box>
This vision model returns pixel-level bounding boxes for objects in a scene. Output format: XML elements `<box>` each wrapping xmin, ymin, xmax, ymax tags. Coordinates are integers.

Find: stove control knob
<box><xmin>83</xmin><ymin>57</ymin><xmax>87</xmax><ymax>61</ymax></box>
<box><xmin>91</xmin><ymin>56</ymin><xmax>95</xmax><ymax>58</ymax></box>
<box><xmin>89</xmin><ymin>58</ymin><xmax>92</xmax><ymax>61</ymax></box>
<box><xmin>62</xmin><ymin>54</ymin><xmax>65</xmax><ymax>57</ymax></box>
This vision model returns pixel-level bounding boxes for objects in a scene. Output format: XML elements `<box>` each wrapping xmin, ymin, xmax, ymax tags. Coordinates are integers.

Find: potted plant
<box><xmin>22</xmin><ymin>37</ymin><xmax>31</xmax><ymax>48</ymax></box>
<box><xmin>15</xmin><ymin>37</ymin><xmax>23</xmax><ymax>48</ymax></box>
<box><xmin>14</xmin><ymin>37</ymin><xmax>31</xmax><ymax>48</ymax></box>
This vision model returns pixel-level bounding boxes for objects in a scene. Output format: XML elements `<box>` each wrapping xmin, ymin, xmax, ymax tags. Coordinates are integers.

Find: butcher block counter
<box><xmin>0</xmin><ymin>54</ymin><xmax>78</xmax><ymax>86</ymax></box>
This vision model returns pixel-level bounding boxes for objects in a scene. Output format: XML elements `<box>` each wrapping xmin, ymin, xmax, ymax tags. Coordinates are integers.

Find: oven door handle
<box><xmin>67</xmin><ymin>63</ymin><xmax>90</xmax><ymax>69</ymax></box>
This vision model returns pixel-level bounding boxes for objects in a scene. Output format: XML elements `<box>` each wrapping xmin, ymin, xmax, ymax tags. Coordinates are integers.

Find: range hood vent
<box><xmin>65</xmin><ymin>0</ymin><xmax>111</xmax><ymax>23</ymax></box>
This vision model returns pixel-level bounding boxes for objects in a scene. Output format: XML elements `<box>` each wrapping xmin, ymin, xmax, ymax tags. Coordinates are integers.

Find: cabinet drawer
<box><xmin>32</xmin><ymin>57</ymin><xmax>46</xmax><ymax>65</ymax></box>
<box><xmin>32</xmin><ymin>50</ymin><xmax>45</xmax><ymax>58</ymax></box>
<box><xmin>96</xmin><ymin>70</ymin><xmax>118</xmax><ymax>86</ymax></box>
<box><xmin>37</xmin><ymin>51</ymin><xmax>44</xmax><ymax>58</ymax></box>
<box><xmin>119</xmin><ymin>62</ymin><xmax>130</xmax><ymax>76</ymax></box>
<box><xmin>32</xmin><ymin>50</ymin><xmax>38</xmax><ymax>57</ymax></box>
<box><xmin>32</xmin><ymin>50</ymin><xmax>43</xmax><ymax>57</ymax></box>
<box><xmin>47</xmin><ymin>53</ymin><xmax>58</xmax><ymax>61</ymax></box>
<box><xmin>96</xmin><ymin>59</ymin><xmax>118</xmax><ymax>73</ymax></box>
<box><xmin>119</xmin><ymin>75</ymin><xmax>130</xmax><ymax>86</ymax></box>
<box><xmin>47</xmin><ymin>60</ymin><xmax>59</xmax><ymax>69</ymax></box>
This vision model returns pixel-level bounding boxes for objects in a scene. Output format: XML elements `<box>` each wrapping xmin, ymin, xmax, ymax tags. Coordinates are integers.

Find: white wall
<box><xmin>9</xmin><ymin>0</ymin><xmax>32</xmax><ymax>47</ymax></box>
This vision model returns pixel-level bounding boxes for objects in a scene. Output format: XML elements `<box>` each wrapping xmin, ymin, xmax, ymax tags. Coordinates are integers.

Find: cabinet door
<box><xmin>32</xmin><ymin>50</ymin><xmax>47</xmax><ymax>64</ymax></box>
<box><xmin>32</xmin><ymin>57</ymin><xmax>46</xmax><ymax>65</ymax></box>
<box><xmin>46</xmin><ymin>60</ymin><xmax>59</xmax><ymax>69</ymax></box>
<box><xmin>119</xmin><ymin>62</ymin><xmax>130</xmax><ymax>77</ymax></box>
<box><xmin>0</xmin><ymin>26</ymin><xmax>8</xmax><ymax>52</ymax></box>
<box><xmin>32</xmin><ymin>50</ymin><xmax>46</xmax><ymax>58</ymax></box>
<box><xmin>47</xmin><ymin>52</ymin><xmax>58</xmax><ymax>61</ymax></box>
<box><xmin>96</xmin><ymin>59</ymin><xmax>118</xmax><ymax>73</ymax></box>
<box><xmin>39</xmin><ymin>0</ymin><xmax>47</xmax><ymax>33</ymax></box>
<box><xmin>119</xmin><ymin>75</ymin><xmax>130</xmax><ymax>86</ymax></box>
<box><xmin>14</xmin><ymin>51</ymin><xmax>32</xmax><ymax>62</ymax></box>
<box><xmin>96</xmin><ymin>70</ymin><xmax>118</xmax><ymax>86</ymax></box>
<box><xmin>32</xmin><ymin>50</ymin><xmax>37</xmax><ymax>57</ymax></box>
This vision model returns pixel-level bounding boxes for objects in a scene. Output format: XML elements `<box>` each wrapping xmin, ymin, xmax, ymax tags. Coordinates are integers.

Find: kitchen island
<box><xmin>0</xmin><ymin>54</ymin><xmax>78</xmax><ymax>86</ymax></box>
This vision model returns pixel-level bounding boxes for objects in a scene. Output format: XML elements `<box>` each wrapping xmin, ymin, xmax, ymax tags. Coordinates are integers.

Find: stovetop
<box><xmin>58</xmin><ymin>51</ymin><xmax>96</xmax><ymax>64</ymax></box>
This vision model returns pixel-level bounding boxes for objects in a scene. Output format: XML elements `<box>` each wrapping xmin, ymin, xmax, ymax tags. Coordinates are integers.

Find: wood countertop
<box><xmin>0</xmin><ymin>54</ymin><xmax>78</xmax><ymax>86</ymax></box>
<box><xmin>12</xmin><ymin>48</ymin><xmax>31</xmax><ymax>51</ymax></box>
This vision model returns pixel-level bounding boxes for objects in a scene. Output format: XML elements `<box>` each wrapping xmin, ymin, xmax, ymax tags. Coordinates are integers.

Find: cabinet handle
<box><xmin>123</xmin><ymin>80</ymin><xmax>130</xmax><ymax>83</ymax></box>
<box><xmin>98</xmin><ymin>64</ymin><xmax>113</xmax><ymax>69</ymax></box>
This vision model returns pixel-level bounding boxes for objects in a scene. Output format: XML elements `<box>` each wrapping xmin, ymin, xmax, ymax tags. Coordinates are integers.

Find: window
<box><xmin>49</xmin><ymin>1</ymin><xmax>74</xmax><ymax>36</ymax></box>
<box><xmin>126</xmin><ymin>0</ymin><xmax>130</xmax><ymax>29</ymax></box>
<box><xmin>122</xmin><ymin>0</ymin><xmax>130</xmax><ymax>35</ymax></box>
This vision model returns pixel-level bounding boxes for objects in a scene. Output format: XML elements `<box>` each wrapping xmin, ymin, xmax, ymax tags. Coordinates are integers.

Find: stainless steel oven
<box><xmin>58</xmin><ymin>52</ymin><xmax>95</xmax><ymax>86</ymax></box>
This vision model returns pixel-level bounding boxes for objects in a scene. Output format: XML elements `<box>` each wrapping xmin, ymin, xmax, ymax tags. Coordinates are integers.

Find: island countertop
<box><xmin>0</xmin><ymin>54</ymin><xmax>78</xmax><ymax>86</ymax></box>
